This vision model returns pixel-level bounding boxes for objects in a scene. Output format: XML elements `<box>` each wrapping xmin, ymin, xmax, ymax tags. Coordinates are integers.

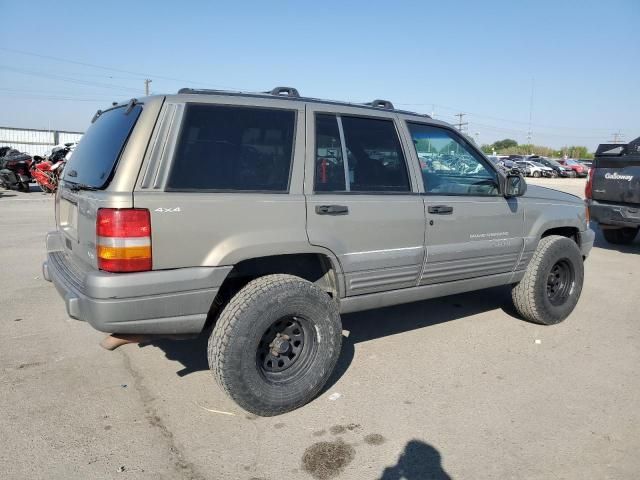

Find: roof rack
<box><xmin>264</xmin><ymin>86</ymin><xmax>300</xmax><ymax>98</ymax></box>
<box><xmin>174</xmin><ymin>88</ymin><xmax>430</xmax><ymax>118</ymax></box>
<box><xmin>365</xmin><ymin>99</ymin><xmax>395</xmax><ymax>110</ymax></box>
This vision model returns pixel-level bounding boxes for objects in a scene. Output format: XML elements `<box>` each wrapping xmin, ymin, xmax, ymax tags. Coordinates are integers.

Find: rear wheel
<box><xmin>208</xmin><ymin>274</ymin><xmax>342</xmax><ymax>416</ymax></box>
<box><xmin>511</xmin><ymin>235</ymin><xmax>584</xmax><ymax>325</ymax></box>
<box><xmin>602</xmin><ymin>227</ymin><xmax>639</xmax><ymax>245</ymax></box>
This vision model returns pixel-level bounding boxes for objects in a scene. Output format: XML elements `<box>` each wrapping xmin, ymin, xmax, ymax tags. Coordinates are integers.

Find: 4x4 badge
<box><xmin>154</xmin><ymin>207</ymin><xmax>181</xmax><ymax>213</ymax></box>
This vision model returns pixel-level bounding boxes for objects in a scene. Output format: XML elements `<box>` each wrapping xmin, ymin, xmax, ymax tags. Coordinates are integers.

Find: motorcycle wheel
<box><xmin>19</xmin><ymin>182</ymin><xmax>30</xmax><ymax>192</ymax></box>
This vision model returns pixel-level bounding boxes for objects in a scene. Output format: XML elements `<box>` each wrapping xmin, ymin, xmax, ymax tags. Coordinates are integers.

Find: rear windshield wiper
<box><xmin>67</xmin><ymin>182</ymin><xmax>98</xmax><ymax>192</ymax></box>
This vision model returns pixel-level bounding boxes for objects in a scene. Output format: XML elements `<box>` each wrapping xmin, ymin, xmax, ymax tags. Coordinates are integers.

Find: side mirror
<box><xmin>503</xmin><ymin>171</ymin><xmax>527</xmax><ymax>197</ymax></box>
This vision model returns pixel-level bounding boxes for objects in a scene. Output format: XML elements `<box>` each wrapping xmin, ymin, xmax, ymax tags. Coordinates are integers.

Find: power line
<box><xmin>0</xmin><ymin>93</ymin><xmax>113</xmax><ymax>102</ymax></box>
<box><xmin>396</xmin><ymin>101</ymin><xmax>615</xmax><ymax>133</ymax></box>
<box><xmin>0</xmin><ymin>47</ymin><xmax>248</xmax><ymax>91</ymax></box>
<box><xmin>0</xmin><ymin>65</ymin><xmax>141</xmax><ymax>95</ymax></box>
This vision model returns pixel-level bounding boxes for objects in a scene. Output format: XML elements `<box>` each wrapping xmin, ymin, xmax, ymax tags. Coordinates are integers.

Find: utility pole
<box><xmin>527</xmin><ymin>77</ymin><xmax>534</xmax><ymax>153</ymax></box>
<box><xmin>610</xmin><ymin>131</ymin><xmax>623</xmax><ymax>144</ymax></box>
<box><xmin>144</xmin><ymin>79</ymin><xmax>152</xmax><ymax>96</ymax></box>
<box><xmin>454</xmin><ymin>113</ymin><xmax>468</xmax><ymax>133</ymax></box>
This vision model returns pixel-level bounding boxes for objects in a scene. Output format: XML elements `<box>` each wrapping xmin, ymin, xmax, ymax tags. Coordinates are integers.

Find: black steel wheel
<box><xmin>257</xmin><ymin>315</ymin><xmax>315</xmax><ymax>377</ymax></box>
<box><xmin>546</xmin><ymin>259</ymin><xmax>575</xmax><ymax>306</ymax></box>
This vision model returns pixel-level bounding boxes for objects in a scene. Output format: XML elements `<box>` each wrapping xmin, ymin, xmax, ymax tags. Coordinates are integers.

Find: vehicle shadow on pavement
<box><xmin>592</xmin><ymin>226</ymin><xmax>640</xmax><ymax>253</ymax></box>
<box><xmin>324</xmin><ymin>285</ymin><xmax>515</xmax><ymax>393</ymax></box>
<box><xmin>142</xmin><ymin>286</ymin><xmax>516</xmax><ymax>387</ymax></box>
<box><xmin>378</xmin><ymin>439</ymin><xmax>451</xmax><ymax>480</ymax></box>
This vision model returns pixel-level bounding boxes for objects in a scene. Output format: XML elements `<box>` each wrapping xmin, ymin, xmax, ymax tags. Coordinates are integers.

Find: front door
<box><xmin>304</xmin><ymin>106</ymin><xmax>425</xmax><ymax>296</ymax></box>
<box><xmin>404</xmin><ymin>122</ymin><xmax>524</xmax><ymax>285</ymax></box>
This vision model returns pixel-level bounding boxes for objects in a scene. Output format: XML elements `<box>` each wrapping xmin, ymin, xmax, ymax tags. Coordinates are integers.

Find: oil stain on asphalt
<box><xmin>364</xmin><ymin>433</ymin><xmax>386</xmax><ymax>446</ymax></box>
<box><xmin>302</xmin><ymin>438</ymin><xmax>355</xmax><ymax>480</ymax></box>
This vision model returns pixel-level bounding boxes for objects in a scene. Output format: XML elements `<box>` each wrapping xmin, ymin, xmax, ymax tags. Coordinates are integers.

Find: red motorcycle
<box><xmin>31</xmin><ymin>143</ymin><xmax>74</xmax><ymax>193</ymax></box>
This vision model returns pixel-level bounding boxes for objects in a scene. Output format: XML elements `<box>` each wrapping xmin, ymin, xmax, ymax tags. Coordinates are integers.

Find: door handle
<box><xmin>315</xmin><ymin>205</ymin><xmax>349</xmax><ymax>215</ymax></box>
<box><xmin>428</xmin><ymin>205</ymin><xmax>454</xmax><ymax>215</ymax></box>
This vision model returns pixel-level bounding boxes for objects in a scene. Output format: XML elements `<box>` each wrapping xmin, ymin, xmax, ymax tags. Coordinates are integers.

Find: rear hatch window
<box><xmin>63</xmin><ymin>104</ymin><xmax>143</xmax><ymax>188</ymax></box>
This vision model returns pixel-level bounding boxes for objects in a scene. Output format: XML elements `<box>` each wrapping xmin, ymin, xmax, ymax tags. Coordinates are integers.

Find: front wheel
<box><xmin>511</xmin><ymin>235</ymin><xmax>584</xmax><ymax>325</ymax></box>
<box><xmin>533</xmin><ymin>171</ymin><xmax>540</xmax><ymax>178</ymax></box>
<box><xmin>602</xmin><ymin>227</ymin><xmax>639</xmax><ymax>245</ymax></box>
<box><xmin>208</xmin><ymin>274</ymin><xmax>342</xmax><ymax>416</ymax></box>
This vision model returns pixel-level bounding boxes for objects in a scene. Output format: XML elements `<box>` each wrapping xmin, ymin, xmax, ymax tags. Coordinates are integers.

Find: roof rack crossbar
<box><xmin>366</xmin><ymin>99</ymin><xmax>395</xmax><ymax>110</ymax></box>
<box><xmin>266</xmin><ymin>86</ymin><xmax>300</xmax><ymax>98</ymax></box>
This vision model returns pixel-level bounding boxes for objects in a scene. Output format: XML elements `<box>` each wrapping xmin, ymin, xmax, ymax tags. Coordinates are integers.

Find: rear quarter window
<box><xmin>167</xmin><ymin>104</ymin><xmax>296</xmax><ymax>192</ymax></box>
<box><xmin>63</xmin><ymin>105</ymin><xmax>142</xmax><ymax>188</ymax></box>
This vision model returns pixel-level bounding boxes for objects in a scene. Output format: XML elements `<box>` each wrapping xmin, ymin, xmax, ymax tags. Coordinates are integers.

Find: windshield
<box><xmin>565</xmin><ymin>159</ymin><xmax>579</xmax><ymax>166</ymax></box>
<box><xmin>63</xmin><ymin>105</ymin><xmax>142</xmax><ymax>188</ymax></box>
<box><xmin>546</xmin><ymin>159</ymin><xmax>562</xmax><ymax>167</ymax></box>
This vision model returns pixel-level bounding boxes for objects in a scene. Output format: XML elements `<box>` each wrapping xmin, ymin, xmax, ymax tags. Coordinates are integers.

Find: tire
<box><xmin>533</xmin><ymin>171</ymin><xmax>540</xmax><ymax>178</ymax></box>
<box><xmin>208</xmin><ymin>274</ymin><xmax>342</xmax><ymax>416</ymax></box>
<box><xmin>511</xmin><ymin>235</ymin><xmax>584</xmax><ymax>325</ymax></box>
<box><xmin>602</xmin><ymin>227</ymin><xmax>639</xmax><ymax>245</ymax></box>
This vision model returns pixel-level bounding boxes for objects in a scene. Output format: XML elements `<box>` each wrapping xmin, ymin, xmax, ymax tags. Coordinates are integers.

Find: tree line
<box><xmin>479</xmin><ymin>139</ymin><xmax>593</xmax><ymax>159</ymax></box>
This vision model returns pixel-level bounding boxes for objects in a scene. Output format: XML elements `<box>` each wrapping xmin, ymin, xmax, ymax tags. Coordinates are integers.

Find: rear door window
<box><xmin>314</xmin><ymin>114</ymin><xmax>346</xmax><ymax>191</ymax></box>
<box><xmin>313</xmin><ymin>114</ymin><xmax>410</xmax><ymax>192</ymax></box>
<box><xmin>167</xmin><ymin>104</ymin><xmax>296</xmax><ymax>191</ymax></box>
<box><xmin>63</xmin><ymin>105</ymin><xmax>142</xmax><ymax>188</ymax></box>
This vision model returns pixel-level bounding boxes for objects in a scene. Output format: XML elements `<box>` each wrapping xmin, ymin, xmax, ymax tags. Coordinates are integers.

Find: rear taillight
<box><xmin>96</xmin><ymin>208</ymin><xmax>151</xmax><ymax>272</ymax></box>
<box><xmin>585</xmin><ymin>167</ymin><xmax>595</xmax><ymax>199</ymax></box>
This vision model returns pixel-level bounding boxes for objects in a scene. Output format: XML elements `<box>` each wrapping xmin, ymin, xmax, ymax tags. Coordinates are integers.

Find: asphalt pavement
<box><xmin>1</xmin><ymin>178</ymin><xmax>638</xmax><ymax>479</ymax></box>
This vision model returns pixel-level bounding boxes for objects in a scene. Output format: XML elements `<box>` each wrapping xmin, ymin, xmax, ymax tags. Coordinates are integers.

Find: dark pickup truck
<box><xmin>586</xmin><ymin>136</ymin><xmax>640</xmax><ymax>244</ymax></box>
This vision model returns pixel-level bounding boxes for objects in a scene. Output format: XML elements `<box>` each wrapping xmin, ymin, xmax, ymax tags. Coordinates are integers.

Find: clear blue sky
<box><xmin>1</xmin><ymin>0</ymin><xmax>638</xmax><ymax>150</ymax></box>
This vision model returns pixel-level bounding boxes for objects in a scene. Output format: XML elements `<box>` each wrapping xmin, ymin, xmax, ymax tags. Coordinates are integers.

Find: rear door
<box><xmin>304</xmin><ymin>105</ymin><xmax>425</xmax><ymax>296</ymax></box>
<box><xmin>401</xmin><ymin>122</ymin><xmax>524</xmax><ymax>284</ymax></box>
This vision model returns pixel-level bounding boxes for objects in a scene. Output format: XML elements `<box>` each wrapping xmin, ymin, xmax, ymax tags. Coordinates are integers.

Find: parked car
<box><xmin>586</xmin><ymin>136</ymin><xmax>640</xmax><ymax>244</ymax></box>
<box><xmin>514</xmin><ymin>161</ymin><xmax>532</xmax><ymax>176</ymax></box>
<box><xmin>559</xmin><ymin>158</ymin><xmax>588</xmax><ymax>177</ymax></box>
<box><xmin>488</xmin><ymin>156</ymin><xmax>523</xmax><ymax>174</ymax></box>
<box><xmin>531</xmin><ymin>156</ymin><xmax>574</xmax><ymax>177</ymax></box>
<box><xmin>43</xmin><ymin>87</ymin><xmax>594</xmax><ymax>416</ymax></box>
<box><xmin>516</xmin><ymin>160</ymin><xmax>553</xmax><ymax>178</ymax></box>
<box><xmin>579</xmin><ymin>159</ymin><xmax>593</xmax><ymax>169</ymax></box>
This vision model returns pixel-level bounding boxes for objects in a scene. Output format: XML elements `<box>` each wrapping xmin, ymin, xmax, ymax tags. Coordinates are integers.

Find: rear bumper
<box><xmin>588</xmin><ymin>200</ymin><xmax>640</xmax><ymax>228</ymax></box>
<box><xmin>43</xmin><ymin>231</ymin><xmax>232</xmax><ymax>334</ymax></box>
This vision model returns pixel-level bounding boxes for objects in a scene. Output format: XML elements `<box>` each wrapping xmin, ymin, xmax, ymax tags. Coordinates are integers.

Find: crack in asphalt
<box><xmin>119</xmin><ymin>350</ymin><xmax>206</xmax><ymax>480</ymax></box>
